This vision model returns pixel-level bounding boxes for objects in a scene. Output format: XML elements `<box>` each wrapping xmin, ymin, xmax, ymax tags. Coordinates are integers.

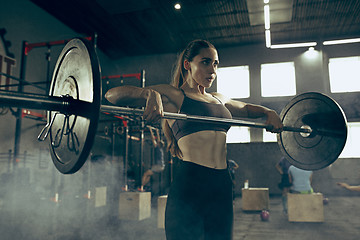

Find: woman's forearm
<box><xmin>245</xmin><ymin>104</ymin><xmax>276</xmax><ymax>119</ymax></box>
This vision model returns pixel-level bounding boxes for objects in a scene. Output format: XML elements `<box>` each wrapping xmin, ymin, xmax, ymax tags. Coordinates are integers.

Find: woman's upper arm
<box><xmin>105</xmin><ymin>84</ymin><xmax>183</xmax><ymax>113</ymax></box>
<box><xmin>105</xmin><ymin>85</ymin><xmax>147</xmax><ymax>106</ymax></box>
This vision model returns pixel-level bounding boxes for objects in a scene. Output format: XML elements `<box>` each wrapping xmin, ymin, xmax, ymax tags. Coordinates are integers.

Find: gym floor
<box><xmin>0</xmin><ymin>195</ymin><xmax>359</xmax><ymax>239</ymax></box>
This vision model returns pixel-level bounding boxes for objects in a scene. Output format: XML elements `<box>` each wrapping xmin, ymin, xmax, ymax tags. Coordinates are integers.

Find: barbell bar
<box><xmin>0</xmin><ymin>89</ymin><xmax>315</xmax><ymax>134</ymax></box>
<box><xmin>0</xmin><ymin>90</ymin><xmax>345</xmax><ymax>138</ymax></box>
<box><xmin>0</xmin><ymin>90</ymin><xmax>346</xmax><ymax>137</ymax></box>
<box><xmin>100</xmin><ymin>106</ymin><xmax>343</xmax><ymax>138</ymax></box>
<box><xmin>0</xmin><ymin>38</ymin><xmax>348</xmax><ymax>174</ymax></box>
<box><xmin>101</xmin><ymin>105</ymin><xmax>314</xmax><ymax>133</ymax></box>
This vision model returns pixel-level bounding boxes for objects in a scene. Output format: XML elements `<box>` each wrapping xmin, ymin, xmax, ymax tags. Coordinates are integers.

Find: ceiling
<box><xmin>31</xmin><ymin>0</ymin><xmax>360</xmax><ymax>60</ymax></box>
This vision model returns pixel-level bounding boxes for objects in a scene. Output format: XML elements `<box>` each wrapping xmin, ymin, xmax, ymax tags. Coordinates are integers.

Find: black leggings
<box><xmin>165</xmin><ymin>161</ymin><xmax>233</xmax><ymax>240</ymax></box>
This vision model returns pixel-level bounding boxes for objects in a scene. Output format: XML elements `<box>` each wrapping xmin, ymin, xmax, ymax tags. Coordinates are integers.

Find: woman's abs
<box><xmin>177</xmin><ymin>131</ymin><xmax>227</xmax><ymax>169</ymax></box>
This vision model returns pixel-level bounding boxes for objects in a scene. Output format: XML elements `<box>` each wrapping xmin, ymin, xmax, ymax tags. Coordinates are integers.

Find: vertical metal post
<box><xmin>139</xmin><ymin>120</ymin><xmax>145</xmax><ymax>189</ymax></box>
<box><xmin>7</xmin><ymin>149</ymin><xmax>11</xmax><ymax>172</ymax></box>
<box><xmin>170</xmin><ymin>156</ymin><xmax>173</xmax><ymax>183</ymax></box>
<box><xmin>91</xmin><ymin>32</ymin><xmax>98</xmax><ymax>49</ymax></box>
<box><xmin>45</xmin><ymin>46</ymin><xmax>51</xmax><ymax>94</ymax></box>
<box><xmin>13</xmin><ymin>41</ymin><xmax>27</xmax><ymax>169</ymax></box>
<box><xmin>123</xmin><ymin>125</ymin><xmax>129</xmax><ymax>191</ymax></box>
<box><xmin>84</xmin><ymin>156</ymin><xmax>91</xmax><ymax>221</ymax></box>
<box><xmin>112</xmin><ymin>122</ymin><xmax>116</xmax><ymax>166</ymax></box>
<box><xmin>139</xmin><ymin>69</ymin><xmax>146</xmax><ymax>188</ymax></box>
<box><xmin>23</xmin><ymin>150</ymin><xmax>27</xmax><ymax>168</ymax></box>
<box><xmin>140</xmin><ymin>69</ymin><xmax>145</xmax><ymax>88</ymax></box>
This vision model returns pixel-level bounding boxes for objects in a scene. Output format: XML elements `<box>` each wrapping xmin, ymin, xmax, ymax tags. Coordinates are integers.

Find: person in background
<box><xmin>105</xmin><ymin>39</ymin><xmax>283</xmax><ymax>240</ymax></box>
<box><xmin>141</xmin><ymin>126</ymin><xmax>165</xmax><ymax>190</ymax></box>
<box><xmin>275</xmin><ymin>157</ymin><xmax>292</xmax><ymax>214</ymax></box>
<box><xmin>288</xmin><ymin>165</ymin><xmax>313</xmax><ymax>194</ymax></box>
<box><xmin>337</xmin><ymin>182</ymin><xmax>360</xmax><ymax>192</ymax></box>
<box><xmin>227</xmin><ymin>159</ymin><xmax>239</xmax><ymax>200</ymax></box>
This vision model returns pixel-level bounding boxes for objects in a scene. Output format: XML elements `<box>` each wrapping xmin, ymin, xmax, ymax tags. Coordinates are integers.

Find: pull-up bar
<box><xmin>24</xmin><ymin>36</ymin><xmax>93</xmax><ymax>55</ymax></box>
<box><xmin>102</xmin><ymin>73</ymin><xmax>142</xmax><ymax>81</ymax></box>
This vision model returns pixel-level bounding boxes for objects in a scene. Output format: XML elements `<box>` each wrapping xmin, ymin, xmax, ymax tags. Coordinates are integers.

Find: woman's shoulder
<box><xmin>147</xmin><ymin>84</ymin><xmax>182</xmax><ymax>95</ymax></box>
<box><xmin>148</xmin><ymin>84</ymin><xmax>184</xmax><ymax>111</ymax></box>
<box><xmin>210</xmin><ymin>92</ymin><xmax>230</xmax><ymax>103</ymax></box>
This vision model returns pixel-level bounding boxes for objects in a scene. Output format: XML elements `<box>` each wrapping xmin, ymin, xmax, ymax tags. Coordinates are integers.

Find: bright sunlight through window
<box><xmin>339</xmin><ymin>122</ymin><xmax>360</xmax><ymax>158</ymax></box>
<box><xmin>261</xmin><ymin>62</ymin><xmax>296</xmax><ymax>97</ymax></box>
<box><xmin>263</xmin><ymin>129</ymin><xmax>277</xmax><ymax>142</ymax></box>
<box><xmin>217</xmin><ymin>66</ymin><xmax>250</xmax><ymax>99</ymax></box>
<box><xmin>329</xmin><ymin>56</ymin><xmax>360</xmax><ymax>93</ymax></box>
<box><xmin>226</xmin><ymin>127</ymin><xmax>250</xmax><ymax>143</ymax></box>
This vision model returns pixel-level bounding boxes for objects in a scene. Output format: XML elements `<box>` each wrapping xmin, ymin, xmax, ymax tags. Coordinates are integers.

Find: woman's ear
<box><xmin>184</xmin><ymin>60</ymin><xmax>191</xmax><ymax>70</ymax></box>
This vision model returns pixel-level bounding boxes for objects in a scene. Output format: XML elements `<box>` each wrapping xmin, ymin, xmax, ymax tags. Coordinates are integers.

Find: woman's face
<box><xmin>186</xmin><ymin>47</ymin><xmax>219</xmax><ymax>89</ymax></box>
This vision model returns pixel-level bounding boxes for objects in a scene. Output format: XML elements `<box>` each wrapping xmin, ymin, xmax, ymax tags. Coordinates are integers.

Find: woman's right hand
<box><xmin>143</xmin><ymin>89</ymin><xmax>164</xmax><ymax>123</ymax></box>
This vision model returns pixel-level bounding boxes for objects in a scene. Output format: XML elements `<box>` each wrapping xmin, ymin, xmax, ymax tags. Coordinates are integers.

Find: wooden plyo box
<box><xmin>287</xmin><ymin>193</ymin><xmax>324</xmax><ymax>222</ymax></box>
<box><xmin>119</xmin><ymin>192</ymin><xmax>151</xmax><ymax>221</ymax></box>
<box><xmin>94</xmin><ymin>186</ymin><xmax>107</xmax><ymax>207</ymax></box>
<box><xmin>241</xmin><ymin>188</ymin><xmax>269</xmax><ymax>211</ymax></box>
<box><xmin>157</xmin><ymin>195</ymin><xmax>168</xmax><ymax>229</ymax></box>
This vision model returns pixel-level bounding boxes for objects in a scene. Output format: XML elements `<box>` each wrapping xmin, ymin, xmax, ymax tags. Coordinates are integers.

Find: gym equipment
<box><xmin>260</xmin><ymin>210</ymin><xmax>270</xmax><ymax>221</ymax></box>
<box><xmin>0</xmin><ymin>38</ymin><xmax>348</xmax><ymax>174</ymax></box>
<box><xmin>278</xmin><ymin>92</ymin><xmax>347</xmax><ymax>170</ymax></box>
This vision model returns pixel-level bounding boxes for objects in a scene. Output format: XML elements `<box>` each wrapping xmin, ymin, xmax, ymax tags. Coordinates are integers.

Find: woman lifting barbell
<box><xmin>105</xmin><ymin>39</ymin><xmax>283</xmax><ymax>240</ymax></box>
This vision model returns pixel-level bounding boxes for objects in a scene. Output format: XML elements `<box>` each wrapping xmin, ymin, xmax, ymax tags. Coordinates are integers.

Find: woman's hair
<box><xmin>162</xmin><ymin>39</ymin><xmax>216</xmax><ymax>158</ymax></box>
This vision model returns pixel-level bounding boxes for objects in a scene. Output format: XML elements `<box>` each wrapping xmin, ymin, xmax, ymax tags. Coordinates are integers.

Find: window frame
<box><xmin>216</xmin><ymin>65</ymin><xmax>250</xmax><ymax>99</ymax></box>
<box><xmin>260</xmin><ymin>61</ymin><xmax>297</xmax><ymax>97</ymax></box>
<box><xmin>328</xmin><ymin>56</ymin><xmax>360</xmax><ymax>93</ymax></box>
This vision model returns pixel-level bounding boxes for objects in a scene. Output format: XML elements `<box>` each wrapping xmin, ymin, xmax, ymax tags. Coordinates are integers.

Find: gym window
<box><xmin>216</xmin><ymin>66</ymin><xmax>250</xmax><ymax>99</ymax></box>
<box><xmin>339</xmin><ymin>122</ymin><xmax>360</xmax><ymax>158</ymax></box>
<box><xmin>261</xmin><ymin>62</ymin><xmax>296</xmax><ymax>97</ymax></box>
<box><xmin>263</xmin><ymin>129</ymin><xmax>277</xmax><ymax>142</ymax></box>
<box><xmin>226</xmin><ymin>127</ymin><xmax>250</xmax><ymax>143</ymax></box>
<box><xmin>329</xmin><ymin>56</ymin><xmax>360</xmax><ymax>93</ymax></box>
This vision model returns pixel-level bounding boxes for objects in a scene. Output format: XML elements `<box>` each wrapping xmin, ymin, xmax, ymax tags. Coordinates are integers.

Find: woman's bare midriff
<box><xmin>177</xmin><ymin>130</ymin><xmax>228</xmax><ymax>169</ymax></box>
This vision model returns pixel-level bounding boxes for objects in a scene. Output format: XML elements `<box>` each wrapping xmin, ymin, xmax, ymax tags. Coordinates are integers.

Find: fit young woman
<box><xmin>105</xmin><ymin>39</ymin><xmax>283</xmax><ymax>240</ymax></box>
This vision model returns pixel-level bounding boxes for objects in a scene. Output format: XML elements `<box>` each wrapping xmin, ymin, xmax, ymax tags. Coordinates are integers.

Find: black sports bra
<box><xmin>171</xmin><ymin>92</ymin><xmax>232</xmax><ymax>141</ymax></box>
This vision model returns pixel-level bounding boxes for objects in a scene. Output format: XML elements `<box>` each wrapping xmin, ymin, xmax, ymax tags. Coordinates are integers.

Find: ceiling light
<box><xmin>323</xmin><ymin>38</ymin><xmax>360</xmax><ymax>45</ymax></box>
<box><xmin>263</xmin><ymin>0</ymin><xmax>318</xmax><ymax>49</ymax></box>
<box><xmin>304</xmin><ymin>47</ymin><xmax>319</xmax><ymax>59</ymax></box>
<box><xmin>265</xmin><ymin>30</ymin><xmax>271</xmax><ymax>48</ymax></box>
<box><xmin>270</xmin><ymin>42</ymin><xmax>317</xmax><ymax>49</ymax></box>
<box><xmin>264</xmin><ymin>5</ymin><xmax>270</xmax><ymax>30</ymax></box>
<box><xmin>174</xmin><ymin>3</ymin><xmax>181</xmax><ymax>10</ymax></box>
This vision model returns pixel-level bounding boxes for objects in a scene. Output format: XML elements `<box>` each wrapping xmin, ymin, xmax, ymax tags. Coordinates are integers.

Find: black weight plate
<box><xmin>48</xmin><ymin>38</ymin><xmax>101</xmax><ymax>174</ymax></box>
<box><xmin>277</xmin><ymin>92</ymin><xmax>347</xmax><ymax>170</ymax></box>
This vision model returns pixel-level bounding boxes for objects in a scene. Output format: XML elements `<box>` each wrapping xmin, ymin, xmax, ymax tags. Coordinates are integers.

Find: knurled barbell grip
<box><xmin>100</xmin><ymin>105</ymin><xmax>188</xmax><ymax>120</ymax></box>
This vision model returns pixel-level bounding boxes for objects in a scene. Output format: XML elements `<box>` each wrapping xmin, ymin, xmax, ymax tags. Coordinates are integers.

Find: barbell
<box><xmin>0</xmin><ymin>38</ymin><xmax>348</xmax><ymax>174</ymax></box>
